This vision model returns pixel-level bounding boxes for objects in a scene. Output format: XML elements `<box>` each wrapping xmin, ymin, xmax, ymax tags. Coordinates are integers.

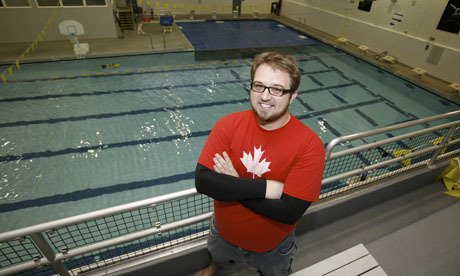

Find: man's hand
<box><xmin>213</xmin><ymin>152</ymin><xmax>239</xmax><ymax>177</ymax></box>
<box><xmin>265</xmin><ymin>180</ymin><xmax>284</xmax><ymax>199</ymax></box>
<box><xmin>213</xmin><ymin>151</ymin><xmax>284</xmax><ymax>199</ymax></box>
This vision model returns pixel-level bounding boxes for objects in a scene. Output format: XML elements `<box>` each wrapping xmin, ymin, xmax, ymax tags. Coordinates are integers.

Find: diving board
<box><xmin>291</xmin><ymin>244</ymin><xmax>387</xmax><ymax>276</ymax></box>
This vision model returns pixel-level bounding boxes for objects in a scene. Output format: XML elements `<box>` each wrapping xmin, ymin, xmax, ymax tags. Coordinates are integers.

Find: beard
<box><xmin>250</xmin><ymin>99</ymin><xmax>290</xmax><ymax>126</ymax></box>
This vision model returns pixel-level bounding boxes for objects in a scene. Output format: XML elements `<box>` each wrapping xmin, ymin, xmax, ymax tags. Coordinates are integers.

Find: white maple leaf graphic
<box><xmin>240</xmin><ymin>146</ymin><xmax>271</xmax><ymax>178</ymax></box>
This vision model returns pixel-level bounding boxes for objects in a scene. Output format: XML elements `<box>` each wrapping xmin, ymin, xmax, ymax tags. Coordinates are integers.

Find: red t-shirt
<box><xmin>198</xmin><ymin>110</ymin><xmax>325</xmax><ymax>252</ymax></box>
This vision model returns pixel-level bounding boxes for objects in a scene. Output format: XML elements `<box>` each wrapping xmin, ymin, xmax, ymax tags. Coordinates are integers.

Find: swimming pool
<box><xmin>0</xmin><ymin>28</ymin><xmax>458</xmax><ymax>233</ymax></box>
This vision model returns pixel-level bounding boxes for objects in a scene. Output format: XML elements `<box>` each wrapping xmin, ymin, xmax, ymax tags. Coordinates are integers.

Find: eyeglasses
<box><xmin>250</xmin><ymin>82</ymin><xmax>293</xmax><ymax>97</ymax></box>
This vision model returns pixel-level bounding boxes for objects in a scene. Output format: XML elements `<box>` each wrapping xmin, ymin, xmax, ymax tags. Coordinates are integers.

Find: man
<box><xmin>195</xmin><ymin>52</ymin><xmax>325</xmax><ymax>275</ymax></box>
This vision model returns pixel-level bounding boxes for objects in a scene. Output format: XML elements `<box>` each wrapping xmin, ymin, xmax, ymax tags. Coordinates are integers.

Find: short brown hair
<box><xmin>251</xmin><ymin>52</ymin><xmax>301</xmax><ymax>92</ymax></box>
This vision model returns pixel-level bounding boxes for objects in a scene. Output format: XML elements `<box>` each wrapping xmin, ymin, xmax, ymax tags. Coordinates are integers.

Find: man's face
<box><xmin>250</xmin><ymin>64</ymin><xmax>298</xmax><ymax>130</ymax></box>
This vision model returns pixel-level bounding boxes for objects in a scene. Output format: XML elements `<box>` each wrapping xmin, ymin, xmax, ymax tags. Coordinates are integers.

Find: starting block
<box><xmin>337</xmin><ymin>37</ymin><xmax>348</xmax><ymax>44</ymax></box>
<box><xmin>411</xmin><ymin>68</ymin><xmax>426</xmax><ymax>78</ymax></box>
<box><xmin>381</xmin><ymin>55</ymin><xmax>396</xmax><ymax>64</ymax></box>
<box><xmin>449</xmin><ymin>83</ymin><xmax>460</xmax><ymax>96</ymax></box>
<box><xmin>358</xmin><ymin>45</ymin><xmax>369</xmax><ymax>55</ymax></box>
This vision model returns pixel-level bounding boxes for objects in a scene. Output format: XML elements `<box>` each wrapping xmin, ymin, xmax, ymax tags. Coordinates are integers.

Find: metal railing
<box><xmin>0</xmin><ymin>190</ymin><xmax>213</xmax><ymax>276</ymax></box>
<box><xmin>1</xmin><ymin>110</ymin><xmax>459</xmax><ymax>276</ymax></box>
<box><xmin>320</xmin><ymin>110</ymin><xmax>460</xmax><ymax>198</ymax></box>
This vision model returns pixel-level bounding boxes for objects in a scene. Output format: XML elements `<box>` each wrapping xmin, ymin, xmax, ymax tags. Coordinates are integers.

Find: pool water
<box><xmin>0</xmin><ymin>45</ymin><xmax>458</xmax><ymax>233</ymax></box>
<box><xmin>176</xmin><ymin>20</ymin><xmax>320</xmax><ymax>51</ymax></box>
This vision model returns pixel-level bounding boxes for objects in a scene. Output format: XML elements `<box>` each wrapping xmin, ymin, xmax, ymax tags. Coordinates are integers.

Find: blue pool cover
<box><xmin>176</xmin><ymin>20</ymin><xmax>320</xmax><ymax>51</ymax></box>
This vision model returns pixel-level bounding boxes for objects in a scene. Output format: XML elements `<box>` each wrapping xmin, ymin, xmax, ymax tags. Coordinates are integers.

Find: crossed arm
<box><xmin>195</xmin><ymin>152</ymin><xmax>311</xmax><ymax>225</ymax></box>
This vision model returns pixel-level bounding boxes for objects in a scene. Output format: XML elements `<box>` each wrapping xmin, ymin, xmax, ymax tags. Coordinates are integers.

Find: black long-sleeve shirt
<box><xmin>195</xmin><ymin>163</ymin><xmax>311</xmax><ymax>224</ymax></box>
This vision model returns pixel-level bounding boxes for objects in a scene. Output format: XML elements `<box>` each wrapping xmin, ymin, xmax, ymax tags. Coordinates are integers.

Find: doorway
<box><xmin>232</xmin><ymin>0</ymin><xmax>242</xmax><ymax>15</ymax></box>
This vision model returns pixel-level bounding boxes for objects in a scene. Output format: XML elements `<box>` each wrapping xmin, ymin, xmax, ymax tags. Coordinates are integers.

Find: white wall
<box><xmin>135</xmin><ymin>0</ymin><xmax>273</xmax><ymax>15</ymax></box>
<box><xmin>0</xmin><ymin>0</ymin><xmax>274</xmax><ymax>44</ymax></box>
<box><xmin>282</xmin><ymin>0</ymin><xmax>460</xmax><ymax>84</ymax></box>
<box><xmin>0</xmin><ymin>1</ymin><xmax>118</xmax><ymax>43</ymax></box>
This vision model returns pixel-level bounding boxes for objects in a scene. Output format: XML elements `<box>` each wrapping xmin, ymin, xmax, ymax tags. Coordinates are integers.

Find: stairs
<box><xmin>292</xmin><ymin>244</ymin><xmax>387</xmax><ymax>276</ymax></box>
<box><xmin>117</xmin><ymin>8</ymin><xmax>135</xmax><ymax>30</ymax></box>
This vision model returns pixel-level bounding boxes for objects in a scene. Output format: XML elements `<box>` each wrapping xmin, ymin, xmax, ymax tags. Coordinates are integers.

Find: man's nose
<box><xmin>260</xmin><ymin>88</ymin><xmax>272</xmax><ymax>100</ymax></box>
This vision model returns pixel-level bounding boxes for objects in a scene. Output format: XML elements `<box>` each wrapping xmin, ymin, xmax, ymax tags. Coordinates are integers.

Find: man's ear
<box><xmin>289</xmin><ymin>91</ymin><xmax>298</xmax><ymax>104</ymax></box>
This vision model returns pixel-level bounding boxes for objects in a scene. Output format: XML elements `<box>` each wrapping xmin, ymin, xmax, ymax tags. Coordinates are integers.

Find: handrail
<box><xmin>0</xmin><ymin>188</ymin><xmax>197</xmax><ymax>242</ymax></box>
<box><xmin>319</xmin><ymin>111</ymin><xmax>460</xmax><ymax>199</ymax></box>
<box><xmin>0</xmin><ymin>189</ymin><xmax>212</xmax><ymax>276</ymax></box>
<box><xmin>53</xmin><ymin>212</ymin><xmax>213</xmax><ymax>262</ymax></box>
<box><xmin>328</xmin><ymin>120</ymin><xmax>459</xmax><ymax>160</ymax></box>
<box><xmin>322</xmin><ymin>140</ymin><xmax>459</xmax><ymax>185</ymax></box>
<box><xmin>326</xmin><ymin>110</ymin><xmax>460</xmax><ymax>158</ymax></box>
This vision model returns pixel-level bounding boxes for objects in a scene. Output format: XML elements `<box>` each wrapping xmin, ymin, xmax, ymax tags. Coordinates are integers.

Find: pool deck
<box><xmin>0</xmin><ymin>18</ymin><xmax>194</xmax><ymax>63</ymax></box>
<box><xmin>0</xmin><ymin>14</ymin><xmax>458</xmax><ymax>104</ymax></box>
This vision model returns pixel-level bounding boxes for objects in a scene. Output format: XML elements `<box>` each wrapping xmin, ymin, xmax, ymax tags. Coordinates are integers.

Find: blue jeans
<box><xmin>207</xmin><ymin>216</ymin><xmax>296</xmax><ymax>276</ymax></box>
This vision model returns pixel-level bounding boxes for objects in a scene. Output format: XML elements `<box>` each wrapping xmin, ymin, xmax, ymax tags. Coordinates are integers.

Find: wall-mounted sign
<box><xmin>437</xmin><ymin>0</ymin><xmax>460</xmax><ymax>34</ymax></box>
<box><xmin>358</xmin><ymin>0</ymin><xmax>373</xmax><ymax>12</ymax></box>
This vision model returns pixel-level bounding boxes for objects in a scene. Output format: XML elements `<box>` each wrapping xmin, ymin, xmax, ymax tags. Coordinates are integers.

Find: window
<box><xmin>35</xmin><ymin>0</ymin><xmax>106</xmax><ymax>7</ymax></box>
<box><xmin>36</xmin><ymin>0</ymin><xmax>59</xmax><ymax>6</ymax></box>
<box><xmin>85</xmin><ymin>0</ymin><xmax>106</xmax><ymax>5</ymax></box>
<box><xmin>62</xmin><ymin>0</ymin><xmax>83</xmax><ymax>6</ymax></box>
<box><xmin>4</xmin><ymin>0</ymin><xmax>31</xmax><ymax>7</ymax></box>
